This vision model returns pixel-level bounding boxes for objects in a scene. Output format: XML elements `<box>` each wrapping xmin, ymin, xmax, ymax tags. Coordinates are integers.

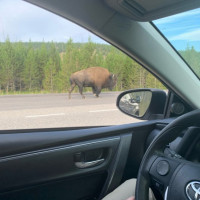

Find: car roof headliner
<box><xmin>26</xmin><ymin>0</ymin><xmax>200</xmax><ymax>22</ymax></box>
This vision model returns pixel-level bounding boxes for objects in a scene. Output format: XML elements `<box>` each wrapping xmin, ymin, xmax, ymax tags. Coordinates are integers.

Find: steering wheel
<box><xmin>135</xmin><ymin>109</ymin><xmax>200</xmax><ymax>200</ymax></box>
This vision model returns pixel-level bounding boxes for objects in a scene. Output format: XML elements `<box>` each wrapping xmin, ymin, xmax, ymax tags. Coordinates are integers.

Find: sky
<box><xmin>154</xmin><ymin>9</ymin><xmax>200</xmax><ymax>51</ymax></box>
<box><xmin>0</xmin><ymin>0</ymin><xmax>200</xmax><ymax>51</ymax></box>
<box><xmin>0</xmin><ymin>0</ymin><xmax>105</xmax><ymax>43</ymax></box>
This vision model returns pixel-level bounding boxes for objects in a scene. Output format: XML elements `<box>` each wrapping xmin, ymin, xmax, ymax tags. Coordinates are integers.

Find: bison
<box><xmin>69</xmin><ymin>67</ymin><xmax>117</xmax><ymax>99</ymax></box>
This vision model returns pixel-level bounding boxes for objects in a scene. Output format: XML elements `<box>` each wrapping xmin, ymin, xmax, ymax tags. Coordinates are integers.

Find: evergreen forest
<box><xmin>0</xmin><ymin>38</ymin><xmax>199</xmax><ymax>94</ymax></box>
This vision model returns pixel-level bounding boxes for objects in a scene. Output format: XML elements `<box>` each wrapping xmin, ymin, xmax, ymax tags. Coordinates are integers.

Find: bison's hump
<box><xmin>71</xmin><ymin>67</ymin><xmax>110</xmax><ymax>76</ymax></box>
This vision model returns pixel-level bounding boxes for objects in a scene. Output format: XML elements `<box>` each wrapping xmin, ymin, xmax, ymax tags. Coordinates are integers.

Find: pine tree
<box><xmin>0</xmin><ymin>38</ymin><xmax>16</xmax><ymax>93</ymax></box>
<box><xmin>13</xmin><ymin>42</ymin><xmax>27</xmax><ymax>91</ymax></box>
<box><xmin>23</xmin><ymin>47</ymin><xmax>37</xmax><ymax>91</ymax></box>
<box><xmin>43</xmin><ymin>58</ymin><xmax>57</xmax><ymax>91</ymax></box>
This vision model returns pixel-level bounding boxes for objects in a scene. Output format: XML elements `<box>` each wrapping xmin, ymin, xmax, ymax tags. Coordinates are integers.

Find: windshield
<box><xmin>0</xmin><ymin>0</ymin><xmax>167</xmax><ymax>129</ymax></box>
<box><xmin>154</xmin><ymin>8</ymin><xmax>200</xmax><ymax>79</ymax></box>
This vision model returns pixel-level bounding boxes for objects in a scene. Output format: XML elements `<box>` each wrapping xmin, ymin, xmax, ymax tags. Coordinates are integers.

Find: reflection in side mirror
<box><xmin>119</xmin><ymin>91</ymin><xmax>152</xmax><ymax>117</ymax></box>
<box><xmin>117</xmin><ymin>89</ymin><xmax>167</xmax><ymax>120</ymax></box>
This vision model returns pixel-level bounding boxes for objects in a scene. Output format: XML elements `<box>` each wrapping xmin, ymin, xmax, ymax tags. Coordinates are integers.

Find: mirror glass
<box><xmin>119</xmin><ymin>91</ymin><xmax>152</xmax><ymax>117</ymax></box>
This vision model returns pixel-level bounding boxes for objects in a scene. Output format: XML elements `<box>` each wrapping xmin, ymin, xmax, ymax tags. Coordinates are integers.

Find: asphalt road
<box><xmin>0</xmin><ymin>92</ymin><xmax>141</xmax><ymax>130</ymax></box>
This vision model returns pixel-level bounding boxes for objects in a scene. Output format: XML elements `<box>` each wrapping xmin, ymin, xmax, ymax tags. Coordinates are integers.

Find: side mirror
<box><xmin>116</xmin><ymin>89</ymin><xmax>167</xmax><ymax>120</ymax></box>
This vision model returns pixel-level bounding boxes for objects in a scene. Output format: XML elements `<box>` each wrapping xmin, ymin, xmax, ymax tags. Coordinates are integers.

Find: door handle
<box><xmin>75</xmin><ymin>158</ymin><xmax>104</xmax><ymax>169</ymax></box>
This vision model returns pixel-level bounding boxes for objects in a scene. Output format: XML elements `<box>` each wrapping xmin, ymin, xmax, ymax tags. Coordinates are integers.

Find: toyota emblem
<box><xmin>186</xmin><ymin>181</ymin><xmax>200</xmax><ymax>200</ymax></box>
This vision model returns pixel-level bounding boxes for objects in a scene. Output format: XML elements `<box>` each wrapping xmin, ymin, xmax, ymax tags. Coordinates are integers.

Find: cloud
<box><xmin>170</xmin><ymin>28</ymin><xmax>200</xmax><ymax>41</ymax></box>
<box><xmin>162</xmin><ymin>25</ymin><xmax>199</xmax><ymax>33</ymax></box>
<box><xmin>0</xmin><ymin>0</ymin><xmax>106</xmax><ymax>43</ymax></box>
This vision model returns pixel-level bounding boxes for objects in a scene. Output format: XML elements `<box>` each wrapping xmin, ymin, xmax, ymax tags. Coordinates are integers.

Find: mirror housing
<box><xmin>116</xmin><ymin>89</ymin><xmax>167</xmax><ymax>120</ymax></box>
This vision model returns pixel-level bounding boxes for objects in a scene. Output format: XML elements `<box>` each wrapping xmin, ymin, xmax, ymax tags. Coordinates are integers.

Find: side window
<box><xmin>0</xmin><ymin>1</ymin><xmax>165</xmax><ymax>130</ymax></box>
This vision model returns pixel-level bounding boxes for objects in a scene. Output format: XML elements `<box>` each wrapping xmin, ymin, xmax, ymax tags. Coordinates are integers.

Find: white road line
<box><xmin>89</xmin><ymin>109</ymin><xmax>118</xmax><ymax>113</ymax></box>
<box><xmin>26</xmin><ymin>113</ymin><xmax>66</xmax><ymax>118</ymax></box>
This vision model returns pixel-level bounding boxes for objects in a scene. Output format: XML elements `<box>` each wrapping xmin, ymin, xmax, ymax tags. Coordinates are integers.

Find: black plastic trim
<box><xmin>0</xmin><ymin>137</ymin><xmax>120</xmax><ymax>193</ymax></box>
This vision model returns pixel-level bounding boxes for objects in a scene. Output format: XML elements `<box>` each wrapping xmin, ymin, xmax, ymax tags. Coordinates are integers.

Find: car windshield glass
<box><xmin>154</xmin><ymin>8</ymin><xmax>200</xmax><ymax>79</ymax></box>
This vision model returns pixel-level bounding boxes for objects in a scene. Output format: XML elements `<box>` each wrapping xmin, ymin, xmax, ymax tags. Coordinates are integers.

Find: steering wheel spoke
<box><xmin>148</xmin><ymin>152</ymin><xmax>181</xmax><ymax>198</ymax></box>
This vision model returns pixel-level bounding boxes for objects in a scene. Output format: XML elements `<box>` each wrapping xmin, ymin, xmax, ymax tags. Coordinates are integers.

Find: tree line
<box><xmin>0</xmin><ymin>38</ymin><xmax>198</xmax><ymax>94</ymax></box>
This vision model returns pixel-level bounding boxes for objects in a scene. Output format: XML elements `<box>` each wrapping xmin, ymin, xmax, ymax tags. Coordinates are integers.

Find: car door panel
<box><xmin>0</xmin><ymin>173</ymin><xmax>107</xmax><ymax>200</ymax></box>
<box><xmin>0</xmin><ymin>119</ymin><xmax>172</xmax><ymax>200</ymax></box>
<box><xmin>0</xmin><ymin>132</ymin><xmax>132</xmax><ymax>200</ymax></box>
<box><xmin>0</xmin><ymin>137</ymin><xmax>120</xmax><ymax>192</ymax></box>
